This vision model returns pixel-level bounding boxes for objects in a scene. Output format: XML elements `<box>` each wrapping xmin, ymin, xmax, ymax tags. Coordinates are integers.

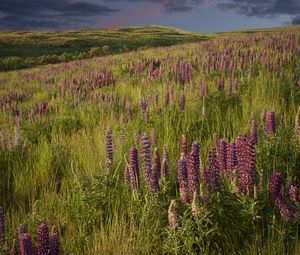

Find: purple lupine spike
<box><xmin>246</xmin><ymin>138</ymin><xmax>257</xmax><ymax>196</ymax></box>
<box><xmin>161</xmin><ymin>146</ymin><xmax>169</xmax><ymax>177</ymax></box>
<box><xmin>129</xmin><ymin>147</ymin><xmax>140</xmax><ymax>191</ymax></box>
<box><xmin>274</xmin><ymin>196</ymin><xmax>296</xmax><ymax>221</ymax></box>
<box><xmin>179</xmin><ymin>135</ymin><xmax>188</xmax><ymax>156</ymax></box>
<box><xmin>250</xmin><ymin>115</ymin><xmax>258</xmax><ymax>145</ymax></box>
<box><xmin>141</xmin><ymin>133</ymin><xmax>153</xmax><ymax>192</ymax></box>
<box><xmin>105</xmin><ymin>127</ymin><xmax>113</xmax><ymax>169</ymax></box>
<box><xmin>49</xmin><ymin>226</ymin><xmax>59</xmax><ymax>255</ymax></box>
<box><xmin>187</xmin><ymin>142</ymin><xmax>200</xmax><ymax>195</ymax></box>
<box><xmin>269</xmin><ymin>172</ymin><xmax>283</xmax><ymax>201</ymax></box>
<box><xmin>216</xmin><ymin>139</ymin><xmax>227</xmax><ymax>174</ymax></box>
<box><xmin>38</xmin><ymin>223</ymin><xmax>50</xmax><ymax>255</ymax></box>
<box><xmin>0</xmin><ymin>205</ymin><xmax>4</xmax><ymax>245</ymax></box>
<box><xmin>150</xmin><ymin>128</ymin><xmax>157</xmax><ymax>147</ymax></box>
<box><xmin>265</xmin><ymin>111</ymin><xmax>276</xmax><ymax>135</ymax></box>
<box><xmin>177</xmin><ymin>156</ymin><xmax>190</xmax><ymax>204</ymax></box>
<box><xmin>179</xmin><ymin>93</ymin><xmax>185</xmax><ymax>111</ymax></box>
<box><xmin>226</xmin><ymin>142</ymin><xmax>237</xmax><ymax>179</ymax></box>
<box><xmin>139</xmin><ymin>97</ymin><xmax>147</xmax><ymax>113</ymax></box>
<box><xmin>152</xmin><ymin>148</ymin><xmax>161</xmax><ymax>192</ymax></box>
<box><xmin>20</xmin><ymin>233</ymin><xmax>35</xmax><ymax>255</ymax></box>
<box><xmin>285</xmin><ymin>182</ymin><xmax>299</xmax><ymax>203</ymax></box>
<box><xmin>207</xmin><ymin>147</ymin><xmax>221</xmax><ymax>190</ymax></box>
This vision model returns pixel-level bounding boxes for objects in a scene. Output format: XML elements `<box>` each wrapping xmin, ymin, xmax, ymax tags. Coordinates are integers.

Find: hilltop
<box><xmin>0</xmin><ymin>25</ymin><xmax>210</xmax><ymax>71</ymax></box>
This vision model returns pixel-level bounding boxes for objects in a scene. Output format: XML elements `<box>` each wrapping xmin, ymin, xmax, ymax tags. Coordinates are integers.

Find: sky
<box><xmin>0</xmin><ymin>0</ymin><xmax>299</xmax><ymax>32</ymax></box>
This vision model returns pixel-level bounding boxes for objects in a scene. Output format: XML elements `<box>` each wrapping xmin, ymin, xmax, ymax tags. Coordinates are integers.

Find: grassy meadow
<box><xmin>0</xmin><ymin>25</ymin><xmax>210</xmax><ymax>71</ymax></box>
<box><xmin>0</xmin><ymin>25</ymin><xmax>300</xmax><ymax>254</ymax></box>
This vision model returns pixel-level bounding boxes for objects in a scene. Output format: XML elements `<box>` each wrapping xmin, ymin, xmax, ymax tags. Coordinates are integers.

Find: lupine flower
<box><xmin>285</xmin><ymin>182</ymin><xmax>299</xmax><ymax>203</ymax></box>
<box><xmin>150</xmin><ymin>128</ymin><xmax>157</xmax><ymax>147</ymax></box>
<box><xmin>161</xmin><ymin>146</ymin><xmax>169</xmax><ymax>177</ymax></box>
<box><xmin>168</xmin><ymin>200</ymin><xmax>180</xmax><ymax>229</ymax></box>
<box><xmin>216</xmin><ymin>139</ymin><xmax>227</xmax><ymax>174</ymax></box>
<box><xmin>152</xmin><ymin>148</ymin><xmax>161</xmax><ymax>192</ymax></box>
<box><xmin>269</xmin><ymin>172</ymin><xmax>282</xmax><ymax>200</ymax></box>
<box><xmin>191</xmin><ymin>192</ymin><xmax>201</xmax><ymax>218</ymax></box>
<box><xmin>129</xmin><ymin>147</ymin><xmax>140</xmax><ymax>191</ymax></box>
<box><xmin>0</xmin><ymin>205</ymin><xmax>4</xmax><ymax>245</ymax></box>
<box><xmin>235</xmin><ymin>133</ymin><xmax>256</xmax><ymax>196</ymax></box>
<box><xmin>20</xmin><ymin>233</ymin><xmax>35</xmax><ymax>255</ymax></box>
<box><xmin>265</xmin><ymin>111</ymin><xmax>276</xmax><ymax>135</ymax></box>
<box><xmin>274</xmin><ymin>196</ymin><xmax>296</xmax><ymax>221</ymax></box>
<box><xmin>178</xmin><ymin>157</ymin><xmax>190</xmax><ymax>204</ymax></box>
<box><xmin>188</xmin><ymin>142</ymin><xmax>200</xmax><ymax>196</ymax></box>
<box><xmin>179</xmin><ymin>135</ymin><xmax>188</xmax><ymax>155</ymax></box>
<box><xmin>205</xmin><ymin>147</ymin><xmax>220</xmax><ymax>190</ymax></box>
<box><xmin>49</xmin><ymin>226</ymin><xmax>59</xmax><ymax>255</ymax></box>
<box><xmin>38</xmin><ymin>223</ymin><xmax>50</xmax><ymax>255</ymax></box>
<box><xmin>139</xmin><ymin>97</ymin><xmax>147</xmax><ymax>113</ymax></box>
<box><xmin>141</xmin><ymin>133</ymin><xmax>153</xmax><ymax>192</ymax></box>
<box><xmin>105</xmin><ymin>127</ymin><xmax>113</xmax><ymax>169</ymax></box>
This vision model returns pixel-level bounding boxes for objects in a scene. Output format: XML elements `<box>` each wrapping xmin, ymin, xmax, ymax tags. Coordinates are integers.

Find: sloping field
<box><xmin>0</xmin><ymin>26</ymin><xmax>300</xmax><ymax>254</ymax></box>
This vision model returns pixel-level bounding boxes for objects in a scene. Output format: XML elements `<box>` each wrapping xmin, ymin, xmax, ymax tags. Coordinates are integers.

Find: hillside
<box><xmin>0</xmin><ymin>25</ymin><xmax>211</xmax><ymax>71</ymax></box>
<box><xmin>0</xmin><ymin>26</ymin><xmax>299</xmax><ymax>254</ymax></box>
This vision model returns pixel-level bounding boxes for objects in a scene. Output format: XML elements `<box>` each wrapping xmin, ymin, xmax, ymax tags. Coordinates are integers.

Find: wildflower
<box><xmin>191</xmin><ymin>192</ymin><xmax>201</xmax><ymax>218</ymax></box>
<box><xmin>265</xmin><ymin>111</ymin><xmax>276</xmax><ymax>135</ymax></box>
<box><xmin>38</xmin><ymin>223</ymin><xmax>50</xmax><ymax>255</ymax></box>
<box><xmin>19</xmin><ymin>233</ymin><xmax>35</xmax><ymax>255</ymax></box>
<box><xmin>49</xmin><ymin>226</ymin><xmax>59</xmax><ymax>255</ymax></box>
<box><xmin>168</xmin><ymin>200</ymin><xmax>180</xmax><ymax>229</ymax></box>
<box><xmin>105</xmin><ymin>127</ymin><xmax>113</xmax><ymax>169</ymax></box>
<box><xmin>141</xmin><ymin>133</ymin><xmax>153</xmax><ymax>192</ymax></box>
<box><xmin>178</xmin><ymin>157</ymin><xmax>190</xmax><ymax>204</ymax></box>
<box><xmin>187</xmin><ymin>142</ymin><xmax>200</xmax><ymax>195</ymax></box>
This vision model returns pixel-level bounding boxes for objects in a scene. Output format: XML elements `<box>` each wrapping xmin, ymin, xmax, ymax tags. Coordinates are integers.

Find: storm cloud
<box><xmin>0</xmin><ymin>0</ymin><xmax>299</xmax><ymax>30</ymax></box>
<box><xmin>0</xmin><ymin>0</ymin><xmax>119</xmax><ymax>30</ymax></box>
<box><xmin>218</xmin><ymin>0</ymin><xmax>300</xmax><ymax>25</ymax></box>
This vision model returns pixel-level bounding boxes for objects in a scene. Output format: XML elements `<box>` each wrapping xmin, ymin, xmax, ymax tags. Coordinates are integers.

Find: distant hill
<box><xmin>0</xmin><ymin>24</ymin><xmax>298</xmax><ymax>71</ymax></box>
<box><xmin>0</xmin><ymin>25</ymin><xmax>211</xmax><ymax>71</ymax></box>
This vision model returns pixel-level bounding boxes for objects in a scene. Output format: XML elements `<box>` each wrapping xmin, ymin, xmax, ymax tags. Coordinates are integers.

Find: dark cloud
<box><xmin>107</xmin><ymin>0</ymin><xmax>206</xmax><ymax>13</ymax></box>
<box><xmin>217</xmin><ymin>0</ymin><xmax>300</xmax><ymax>25</ymax></box>
<box><xmin>0</xmin><ymin>0</ymin><xmax>119</xmax><ymax>30</ymax></box>
<box><xmin>292</xmin><ymin>15</ymin><xmax>300</xmax><ymax>25</ymax></box>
